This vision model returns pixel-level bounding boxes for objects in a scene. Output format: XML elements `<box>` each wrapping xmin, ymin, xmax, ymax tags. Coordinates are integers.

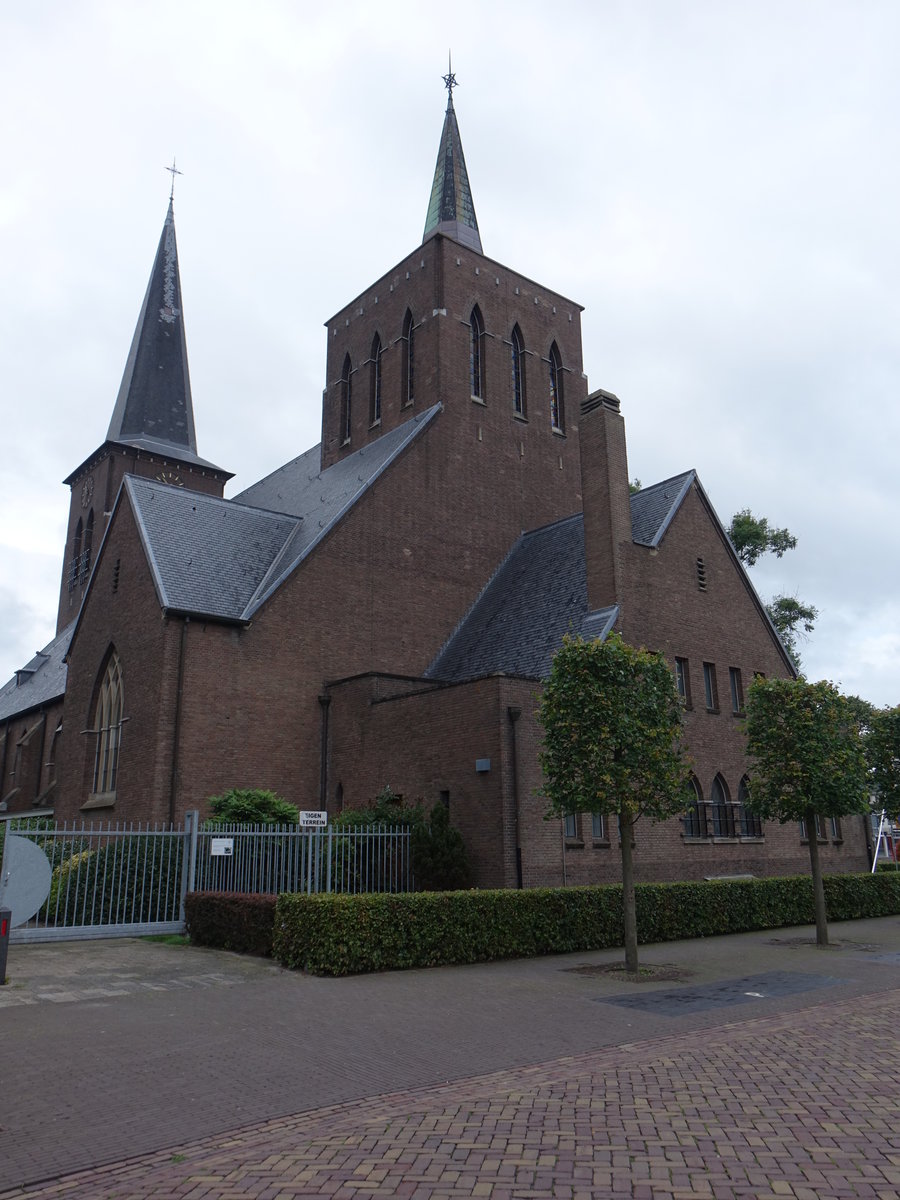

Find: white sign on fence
<box><xmin>299</xmin><ymin>811</ymin><xmax>328</xmax><ymax>828</ymax></box>
<box><xmin>210</xmin><ymin>837</ymin><xmax>234</xmax><ymax>857</ymax></box>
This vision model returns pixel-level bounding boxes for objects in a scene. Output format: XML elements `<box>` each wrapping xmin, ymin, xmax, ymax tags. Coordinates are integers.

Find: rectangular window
<box><xmin>703</xmin><ymin>662</ymin><xmax>719</xmax><ymax>712</ymax></box>
<box><xmin>729</xmin><ymin>667</ymin><xmax>744</xmax><ymax>714</ymax></box>
<box><xmin>830</xmin><ymin>816</ymin><xmax>842</xmax><ymax>840</ymax></box>
<box><xmin>564</xmin><ymin>812</ymin><xmax>578</xmax><ymax>839</ymax></box>
<box><xmin>675</xmin><ymin>657</ymin><xmax>692</xmax><ymax>708</ymax></box>
<box><xmin>591</xmin><ymin>812</ymin><xmax>606</xmax><ymax>840</ymax></box>
<box><xmin>800</xmin><ymin>815</ymin><xmax>828</xmax><ymax>840</ymax></box>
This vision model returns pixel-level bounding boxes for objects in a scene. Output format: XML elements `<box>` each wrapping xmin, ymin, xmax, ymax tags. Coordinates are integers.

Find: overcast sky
<box><xmin>2</xmin><ymin>0</ymin><xmax>898</xmax><ymax>707</ymax></box>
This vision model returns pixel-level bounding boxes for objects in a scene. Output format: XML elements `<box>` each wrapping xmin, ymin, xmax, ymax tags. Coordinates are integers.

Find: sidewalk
<box><xmin>4</xmin><ymin>918</ymin><xmax>900</xmax><ymax>1198</ymax></box>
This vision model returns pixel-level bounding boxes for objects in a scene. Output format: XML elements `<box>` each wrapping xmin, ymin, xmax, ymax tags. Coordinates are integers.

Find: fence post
<box><xmin>179</xmin><ymin>810</ymin><xmax>200</xmax><ymax>923</ymax></box>
<box><xmin>326</xmin><ymin>826</ymin><xmax>333</xmax><ymax>893</ymax></box>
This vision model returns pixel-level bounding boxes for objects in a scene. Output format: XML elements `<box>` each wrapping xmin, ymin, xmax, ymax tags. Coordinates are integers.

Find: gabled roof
<box><xmin>427</xmin><ymin>513</ymin><xmax>618</xmax><ymax>683</ymax></box>
<box><xmin>0</xmin><ymin>623</ymin><xmax>73</xmax><ymax>722</ymax></box>
<box><xmin>118</xmin><ymin>405</ymin><xmax>441</xmax><ymax>623</ymax></box>
<box><xmin>98</xmin><ymin>200</ymin><xmax>226</xmax><ymax>477</ymax></box>
<box><xmin>630</xmin><ymin>471</ymin><xmax>696</xmax><ymax>547</ymax></box>
<box><xmin>423</xmin><ymin>84</ymin><xmax>482</xmax><ymax>254</ymax></box>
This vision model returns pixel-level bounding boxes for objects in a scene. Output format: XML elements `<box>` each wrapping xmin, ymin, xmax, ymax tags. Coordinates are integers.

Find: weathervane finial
<box><xmin>442</xmin><ymin>51</ymin><xmax>457</xmax><ymax>106</ymax></box>
<box><xmin>166</xmin><ymin>157</ymin><xmax>183</xmax><ymax>202</ymax></box>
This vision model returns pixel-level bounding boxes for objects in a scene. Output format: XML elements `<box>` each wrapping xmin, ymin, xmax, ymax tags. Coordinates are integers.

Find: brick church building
<box><xmin>0</xmin><ymin>80</ymin><xmax>870</xmax><ymax>885</ymax></box>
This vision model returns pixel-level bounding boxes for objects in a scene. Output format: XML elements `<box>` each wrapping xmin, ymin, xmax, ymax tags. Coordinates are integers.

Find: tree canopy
<box><xmin>868</xmin><ymin>705</ymin><xmax>900</xmax><ymax>817</ymax></box>
<box><xmin>538</xmin><ymin>633</ymin><xmax>688</xmax><ymax>970</ymax></box>
<box><xmin>744</xmin><ymin>676</ymin><xmax>870</xmax><ymax>944</ymax></box>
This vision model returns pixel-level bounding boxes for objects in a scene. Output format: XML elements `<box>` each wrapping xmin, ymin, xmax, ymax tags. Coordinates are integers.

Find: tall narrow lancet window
<box><xmin>369</xmin><ymin>334</ymin><xmax>383</xmax><ymax>424</ymax></box>
<box><xmin>69</xmin><ymin>519</ymin><xmax>83</xmax><ymax>592</ymax></box>
<box><xmin>340</xmin><ymin>354</ymin><xmax>353</xmax><ymax>444</ymax></box>
<box><xmin>92</xmin><ymin>651</ymin><xmax>124</xmax><ymax>798</ymax></box>
<box><xmin>710</xmin><ymin>774</ymin><xmax>735</xmax><ymax>838</ymax></box>
<box><xmin>82</xmin><ymin>509</ymin><xmax>95</xmax><ymax>582</ymax></box>
<box><xmin>401</xmin><ymin>309</ymin><xmax>415</xmax><ymax>406</ymax></box>
<box><xmin>549</xmin><ymin>342</ymin><xmax>564</xmax><ymax>431</ymax></box>
<box><xmin>511</xmin><ymin>324</ymin><xmax>526</xmax><ymax>416</ymax></box>
<box><xmin>469</xmin><ymin>306</ymin><xmax>485</xmax><ymax>400</ymax></box>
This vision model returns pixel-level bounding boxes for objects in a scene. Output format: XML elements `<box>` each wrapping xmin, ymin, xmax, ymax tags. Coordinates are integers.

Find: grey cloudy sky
<box><xmin>2</xmin><ymin>0</ymin><xmax>898</xmax><ymax>705</ymax></box>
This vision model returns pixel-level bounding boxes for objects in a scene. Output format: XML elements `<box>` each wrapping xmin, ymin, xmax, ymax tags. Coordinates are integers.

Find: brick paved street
<box><xmin>4</xmin><ymin>921</ymin><xmax>900</xmax><ymax>1199</ymax></box>
<box><xmin>6</xmin><ymin>989</ymin><xmax>900</xmax><ymax>1199</ymax></box>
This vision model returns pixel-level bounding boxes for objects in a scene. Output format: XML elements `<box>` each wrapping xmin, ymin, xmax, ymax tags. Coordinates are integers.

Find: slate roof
<box><xmin>0</xmin><ymin>623</ymin><xmax>73</xmax><ymax>722</ymax></box>
<box><xmin>427</xmin><ymin>474</ymin><xmax>697</xmax><ymax>684</ymax></box>
<box><xmin>98</xmin><ymin>200</ymin><xmax>227</xmax><ymax>477</ymax></box>
<box><xmin>423</xmin><ymin>86</ymin><xmax>482</xmax><ymax>254</ymax></box>
<box><xmin>123</xmin><ymin>405</ymin><xmax>440</xmax><ymax>622</ymax></box>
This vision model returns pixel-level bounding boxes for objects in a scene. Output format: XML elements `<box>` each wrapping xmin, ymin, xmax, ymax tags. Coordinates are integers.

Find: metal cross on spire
<box><xmin>442</xmin><ymin>52</ymin><xmax>457</xmax><ymax>105</ymax></box>
<box><xmin>166</xmin><ymin>157</ymin><xmax>183</xmax><ymax>201</ymax></box>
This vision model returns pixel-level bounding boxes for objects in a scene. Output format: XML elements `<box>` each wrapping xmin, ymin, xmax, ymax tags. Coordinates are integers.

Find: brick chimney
<box><xmin>579</xmin><ymin>389</ymin><xmax>632</xmax><ymax>612</ymax></box>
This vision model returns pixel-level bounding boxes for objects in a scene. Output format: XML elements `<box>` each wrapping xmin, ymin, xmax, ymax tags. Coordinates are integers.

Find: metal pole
<box><xmin>0</xmin><ymin>908</ymin><xmax>11</xmax><ymax>984</ymax></box>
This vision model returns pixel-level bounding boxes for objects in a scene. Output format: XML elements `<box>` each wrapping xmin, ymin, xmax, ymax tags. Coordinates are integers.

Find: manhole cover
<box><xmin>595</xmin><ymin>970</ymin><xmax>839</xmax><ymax>1015</ymax></box>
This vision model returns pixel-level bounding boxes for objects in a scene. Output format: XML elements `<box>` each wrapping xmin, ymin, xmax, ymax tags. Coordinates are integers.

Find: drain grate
<box><xmin>595</xmin><ymin>970</ymin><xmax>840</xmax><ymax>1015</ymax></box>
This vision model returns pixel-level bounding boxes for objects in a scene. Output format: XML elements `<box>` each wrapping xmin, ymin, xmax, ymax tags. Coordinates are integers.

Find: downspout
<box><xmin>507</xmin><ymin>706</ymin><xmax>523</xmax><ymax>888</ymax></box>
<box><xmin>318</xmin><ymin>694</ymin><xmax>331</xmax><ymax>809</ymax></box>
<box><xmin>168</xmin><ymin>616</ymin><xmax>189</xmax><ymax>827</ymax></box>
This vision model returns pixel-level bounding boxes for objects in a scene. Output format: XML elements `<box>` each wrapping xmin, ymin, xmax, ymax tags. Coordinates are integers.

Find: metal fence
<box><xmin>2</xmin><ymin>814</ymin><xmax>411</xmax><ymax>944</ymax></box>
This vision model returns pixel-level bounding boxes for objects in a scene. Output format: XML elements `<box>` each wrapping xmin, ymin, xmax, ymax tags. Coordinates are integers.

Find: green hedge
<box><xmin>185</xmin><ymin>892</ymin><xmax>277</xmax><ymax>956</ymax></box>
<box><xmin>272</xmin><ymin>872</ymin><xmax>900</xmax><ymax>976</ymax></box>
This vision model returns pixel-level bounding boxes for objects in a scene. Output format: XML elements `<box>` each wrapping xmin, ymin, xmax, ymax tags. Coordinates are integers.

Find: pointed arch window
<box><xmin>369</xmin><ymin>334</ymin><xmax>383</xmax><ymax>424</ymax></box>
<box><xmin>69</xmin><ymin>519</ymin><xmax>83</xmax><ymax>592</ymax></box>
<box><xmin>549</xmin><ymin>342</ymin><xmax>564</xmax><ymax>432</ymax></box>
<box><xmin>92</xmin><ymin>652</ymin><xmax>124</xmax><ymax>798</ymax></box>
<box><xmin>710</xmin><ymin>774</ymin><xmax>736</xmax><ymax>837</ymax></box>
<box><xmin>340</xmin><ymin>354</ymin><xmax>353</xmax><ymax>444</ymax></box>
<box><xmin>401</xmin><ymin>309</ymin><xmax>415</xmax><ymax>407</ymax></box>
<box><xmin>469</xmin><ymin>306</ymin><xmax>485</xmax><ymax>400</ymax></box>
<box><xmin>81</xmin><ymin>509</ymin><xmax>95</xmax><ymax>582</ymax></box>
<box><xmin>511</xmin><ymin>324</ymin><xmax>526</xmax><ymax>417</ymax></box>
<box><xmin>738</xmin><ymin>775</ymin><xmax>762</xmax><ymax>838</ymax></box>
<box><xmin>683</xmin><ymin>775</ymin><xmax>707</xmax><ymax>838</ymax></box>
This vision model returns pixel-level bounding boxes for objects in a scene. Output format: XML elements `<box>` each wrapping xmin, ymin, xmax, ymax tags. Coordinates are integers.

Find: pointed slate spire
<box><xmin>423</xmin><ymin>65</ymin><xmax>483</xmax><ymax>255</ymax></box>
<box><xmin>106</xmin><ymin>198</ymin><xmax>198</xmax><ymax>454</ymax></box>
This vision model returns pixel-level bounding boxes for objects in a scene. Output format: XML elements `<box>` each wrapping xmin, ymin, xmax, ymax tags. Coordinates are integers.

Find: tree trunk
<box><xmin>806</xmin><ymin>807</ymin><xmax>829</xmax><ymax>946</ymax></box>
<box><xmin>620</xmin><ymin>806</ymin><xmax>638</xmax><ymax>972</ymax></box>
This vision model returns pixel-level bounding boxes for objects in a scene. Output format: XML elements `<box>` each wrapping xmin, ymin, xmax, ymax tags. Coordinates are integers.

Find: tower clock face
<box><xmin>80</xmin><ymin>475</ymin><xmax>94</xmax><ymax>508</ymax></box>
<box><xmin>156</xmin><ymin>470</ymin><xmax>184</xmax><ymax>487</ymax></box>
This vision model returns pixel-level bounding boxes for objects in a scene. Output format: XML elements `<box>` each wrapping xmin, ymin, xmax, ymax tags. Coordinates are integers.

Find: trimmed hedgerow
<box><xmin>185</xmin><ymin>892</ymin><xmax>277</xmax><ymax>957</ymax></box>
<box><xmin>272</xmin><ymin>872</ymin><xmax>900</xmax><ymax>977</ymax></box>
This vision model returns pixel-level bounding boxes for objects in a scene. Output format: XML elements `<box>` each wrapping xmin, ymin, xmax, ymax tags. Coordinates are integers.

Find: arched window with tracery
<box><xmin>511</xmin><ymin>324</ymin><xmax>526</xmax><ymax>416</ymax></box>
<box><xmin>683</xmin><ymin>775</ymin><xmax>707</xmax><ymax>838</ymax></box>
<box><xmin>401</xmin><ymin>309</ymin><xmax>415</xmax><ymax>406</ymax></box>
<box><xmin>710</xmin><ymin>774</ymin><xmax>735</xmax><ymax>837</ymax></box>
<box><xmin>369</xmin><ymin>333</ymin><xmax>383</xmax><ymax>424</ymax></box>
<box><xmin>549</xmin><ymin>342</ymin><xmax>564</xmax><ymax>431</ymax></box>
<box><xmin>469</xmin><ymin>305</ymin><xmax>485</xmax><ymax>400</ymax></box>
<box><xmin>92</xmin><ymin>651</ymin><xmax>124</xmax><ymax>797</ymax></box>
<box><xmin>340</xmin><ymin>354</ymin><xmax>352</xmax><ymax>444</ymax></box>
<box><xmin>69</xmin><ymin>518</ymin><xmax>83</xmax><ymax>592</ymax></box>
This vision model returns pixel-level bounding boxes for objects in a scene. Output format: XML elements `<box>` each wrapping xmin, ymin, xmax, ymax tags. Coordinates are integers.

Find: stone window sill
<box><xmin>83</xmin><ymin>791</ymin><xmax>116</xmax><ymax>810</ymax></box>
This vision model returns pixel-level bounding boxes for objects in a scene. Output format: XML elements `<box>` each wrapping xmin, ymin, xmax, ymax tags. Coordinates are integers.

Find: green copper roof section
<box><xmin>423</xmin><ymin>87</ymin><xmax>482</xmax><ymax>254</ymax></box>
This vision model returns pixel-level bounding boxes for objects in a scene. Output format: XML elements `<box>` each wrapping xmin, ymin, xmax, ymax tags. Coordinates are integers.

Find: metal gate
<box><xmin>2</xmin><ymin>814</ymin><xmax>411</xmax><ymax>943</ymax></box>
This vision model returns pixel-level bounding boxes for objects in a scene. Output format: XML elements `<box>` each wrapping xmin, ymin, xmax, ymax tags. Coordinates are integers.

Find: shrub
<box><xmin>272</xmin><ymin>872</ymin><xmax>900</xmax><ymax>977</ymax></box>
<box><xmin>42</xmin><ymin>834</ymin><xmax>183</xmax><ymax>926</ymax></box>
<box><xmin>185</xmin><ymin>892</ymin><xmax>277</xmax><ymax>956</ymax></box>
<box><xmin>205</xmin><ymin>789</ymin><xmax>299</xmax><ymax>827</ymax></box>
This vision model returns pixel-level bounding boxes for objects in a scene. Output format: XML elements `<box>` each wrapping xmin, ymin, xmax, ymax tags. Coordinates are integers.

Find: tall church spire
<box><xmin>422</xmin><ymin>62</ymin><xmax>483</xmax><ymax>255</ymax></box>
<box><xmin>105</xmin><ymin>198</ymin><xmax>198</xmax><ymax>455</ymax></box>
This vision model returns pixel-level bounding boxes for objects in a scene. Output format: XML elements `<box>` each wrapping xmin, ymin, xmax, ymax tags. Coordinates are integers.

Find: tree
<box><xmin>728</xmin><ymin>509</ymin><xmax>797</xmax><ymax>568</ymax></box>
<box><xmin>205</xmin><ymin>788</ymin><xmax>299</xmax><ymax>826</ymax></box>
<box><xmin>538</xmin><ymin>633</ymin><xmax>689</xmax><ymax>972</ymax></box>
<box><xmin>868</xmin><ymin>705</ymin><xmax>900</xmax><ymax>818</ymax></box>
<box><xmin>728</xmin><ymin>509</ymin><xmax>816</xmax><ymax>668</ymax></box>
<box><xmin>744</xmin><ymin>677</ymin><xmax>869</xmax><ymax>945</ymax></box>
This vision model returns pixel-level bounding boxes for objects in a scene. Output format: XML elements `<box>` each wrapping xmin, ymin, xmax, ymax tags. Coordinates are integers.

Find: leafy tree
<box><xmin>205</xmin><ymin>788</ymin><xmax>299</xmax><ymax>826</ymax></box>
<box><xmin>765</xmin><ymin>595</ymin><xmax>819</xmax><ymax>667</ymax></box>
<box><xmin>728</xmin><ymin>509</ymin><xmax>797</xmax><ymax>568</ymax></box>
<box><xmin>728</xmin><ymin>509</ymin><xmax>816</xmax><ymax>668</ymax></box>
<box><xmin>744</xmin><ymin>677</ymin><xmax>870</xmax><ymax>945</ymax></box>
<box><xmin>628</xmin><ymin>477</ymin><xmax>642</xmax><ymax>495</ymax></box>
<box><xmin>868</xmin><ymin>705</ymin><xmax>900</xmax><ymax>818</ymax></box>
<box><xmin>538</xmin><ymin>633</ymin><xmax>689</xmax><ymax>972</ymax></box>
